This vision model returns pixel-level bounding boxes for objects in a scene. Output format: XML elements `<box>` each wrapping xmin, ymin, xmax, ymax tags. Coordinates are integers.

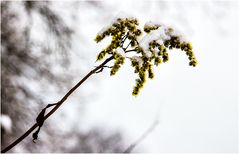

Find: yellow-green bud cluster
<box><xmin>110</xmin><ymin>52</ymin><xmax>125</xmax><ymax>75</ymax></box>
<box><xmin>96</xmin><ymin>50</ymin><xmax>106</xmax><ymax>61</ymax></box>
<box><xmin>147</xmin><ymin>40</ymin><xmax>169</xmax><ymax>64</ymax></box>
<box><xmin>95</xmin><ymin>17</ymin><xmax>141</xmax><ymax>45</ymax></box>
<box><xmin>181</xmin><ymin>42</ymin><xmax>197</xmax><ymax>67</ymax></box>
<box><xmin>164</xmin><ymin>36</ymin><xmax>197</xmax><ymax>67</ymax></box>
<box><xmin>95</xmin><ymin>17</ymin><xmax>198</xmax><ymax>96</ymax></box>
<box><xmin>144</xmin><ymin>22</ymin><xmax>160</xmax><ymax>33</ymax></box>
<box><xmin>131</xmin><ymin>57</ymin><xmax>155</xmax><ymax>96</ymax></box>
<box><xmin>95</xmin><ymin>17</ymin><xmax>142</xmax><ymax>76</ymax></box>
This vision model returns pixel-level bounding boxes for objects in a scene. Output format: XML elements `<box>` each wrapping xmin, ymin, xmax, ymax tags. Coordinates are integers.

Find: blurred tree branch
<box><xmin>1</xmin><ymin>1</ymin><xmax>73</xmax><ymax>141</ymax></box>
<box><xmin>123</xmin><ymin>119</ymin><xmax>159</xmax><ymax>153</ymax></box>
<box><xmin>1</xmin><ymin>1</ymin><xmax>128</xmax><ymax>152</ymax></box>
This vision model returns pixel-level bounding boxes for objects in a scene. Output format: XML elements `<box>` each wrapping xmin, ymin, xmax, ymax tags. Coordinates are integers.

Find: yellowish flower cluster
<box><xmin>131</xmin><ymin>57</ymin><xmax>154</xmax><ymax>96</ymax></box>
<box><xmin>164</xmin><ymin>36</ymin><xmax>197</xmax><ymax>67</ymax></box>
<box><xmin>95</xmin><ymin>17</ymin><xmax>141</xmax><ymax>60</ymax></box>
<box><xmin>95</xmin><ymin>17</ymin><xmax>197</xmax><ymax>96</ymax></box>
<box><xmin>144</xmin><ymin>22</ymin><xmax>160</xmax><ymax>33</ymax></box>
<box><xmin>110</xmin><ymin>52</ymin><xmax>125</xmax><ymax>76</ymax></box>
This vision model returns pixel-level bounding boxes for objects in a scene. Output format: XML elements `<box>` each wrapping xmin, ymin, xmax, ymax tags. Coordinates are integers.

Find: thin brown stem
<box><xmin>134</xmin><ymin>37</ymin><xmax>140</xmax><ymax>46</ymax></box>
<box><xmin>124</xmin><ymin>41</ymin><xmax>132</xmax><ymax>51</ymax></box>
<box><xmin>121</xmin><ymin>32</ymin><xmax>129</xmax><ymax>48</ymax></box>
<box><xmin>1</xmin><ymin>56</ymin><xmax>114</xmax><ymax>153</ymax></box>
<box><xmin>125</xmin><ymin>49</ymin><xmax>137</xmax><ymax>53</ymax></box>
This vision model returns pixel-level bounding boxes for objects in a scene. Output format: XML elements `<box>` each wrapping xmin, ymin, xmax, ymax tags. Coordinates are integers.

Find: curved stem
<box><xmin>125</xmin><ymin>49</ymin><xmax>137</xmax><ymax>53</ymax></box>
<box><xmin>1</xmin><ymin>56</ymin><xmax>114</xmax><ymax>153</ymax></box>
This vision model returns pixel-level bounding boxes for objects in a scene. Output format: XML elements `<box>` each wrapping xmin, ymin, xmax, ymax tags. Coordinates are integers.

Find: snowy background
<box><xmin>77</xmin><ymin>1</ymin><xmax>238</xmax><ymax>152</ymax></box>
<box><xmin>2</xmin><ymin>0</ymin><xmax>238</xmax><ymax>153</ymax></box>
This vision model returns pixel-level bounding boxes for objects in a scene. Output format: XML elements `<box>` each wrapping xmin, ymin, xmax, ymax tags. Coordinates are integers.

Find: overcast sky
<box><xmin>66</xmin><ymin>1</ymin><xmax>239</xmax><ymax>152</ymax></box>
<box><xmin>17</xmin><ymin>0</ymin><xmax>238</xmax><ymax>152</ymax></box>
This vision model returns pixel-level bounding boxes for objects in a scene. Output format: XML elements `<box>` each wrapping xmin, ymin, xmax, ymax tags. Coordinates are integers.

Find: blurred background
<box><xmin>1</xmin><ymin>0</ymin><xmax>238</xmax><ymax>153</ymax></box>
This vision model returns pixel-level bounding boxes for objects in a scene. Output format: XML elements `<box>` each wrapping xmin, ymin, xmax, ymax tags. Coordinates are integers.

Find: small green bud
<box><xmin>162</xmin><ymin>52</ymin><xmax>169</xmax><ymax>62</ymax></box>
<box><xmin>113</xmin><ymin>52</ymin><xmax>121</xmax><ymax>59</ymax></box>
<box><xmin>132</xmin><ymin>88</ymin><xmax>139</xmax><ymax>96</ymax></box>
<box><xmin>148</xmin><ymin>65</ymin><xmax>154</xmax><ymax>79</ymax></box>
<box><xmin>154</xmin><ymin>57</ymin><xmax>162</xmax><ymax>66</ymax></box>
<box><xmin>134</xmin><ymin>66</ymin><xmax>140</xmax><ymax>73</ymax></box>
<box><xmin>95</xmin><ymin>34</ymin><xmax>103</xmax><ymax>43</ymax></box>
<box><xmin>164</xmin><ymin>40</ymin><xmax>170</xmax><ymax>47</ymax></box>
<box><xmin>189</xmin><ymin>59</ymin><xmax>197</xmax><ymax>67</ymax></box>
<box><xmin>134</xmin><ymin>29</ymin><xmax>142</xmax><ymax>36</ymax></box>
<box><xmin>187</xmin><ymin>43</ymin><xmax>193</xmax><ymax>50</ymax></box>
<box><xmin>139</xmin><ymin>70</ymin><xmax>146</xmax><ymax>81</ymax></box>
<box><xmin>143</xmin><ymin>23</ymin><xmax>159</xmax><ymax>33</ymax></box>
<box><xmin>96</xmin><ymin>51</ymin><xmax>106</xmax><ymax>61</ymax></box>
<box><xmin>110</xmin><ymin>63</ymin><xmax>120</xmax><ymax>76</ymax></box>
<box><xmin>131</xmin><ymin>41</ymin><xmax>136</xmax><ymax>47</ymax></box>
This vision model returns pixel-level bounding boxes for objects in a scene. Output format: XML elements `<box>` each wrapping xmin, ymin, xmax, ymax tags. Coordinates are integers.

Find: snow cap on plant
<box><xmin>95</xmin><ymin>17</ymin><xmax>197</xmax><ymax>96</ymax></box>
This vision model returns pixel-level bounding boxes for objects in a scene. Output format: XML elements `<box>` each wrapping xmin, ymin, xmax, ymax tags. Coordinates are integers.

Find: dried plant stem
<box><xmin>1</xmin><ymin>56</ymin><xmax>114</xmax><ymax>153</ymax></box>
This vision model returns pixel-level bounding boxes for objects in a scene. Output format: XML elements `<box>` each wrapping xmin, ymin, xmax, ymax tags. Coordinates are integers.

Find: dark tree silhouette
<box><xmin>1</xmin><ymin>1</ymin><xmax>73</xmax><ymax>149</ymax></box>
<box><xmin>1</xmin><ymin>1</ymin><xmax>127</xmax><ymax>152</ymax></box>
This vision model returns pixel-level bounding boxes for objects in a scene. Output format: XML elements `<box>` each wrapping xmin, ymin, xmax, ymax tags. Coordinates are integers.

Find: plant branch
<box><xmin>1</xmin><ymin>56</ymin><xmax>114</xmax><ymax>153</ymax></box>
<box><xmin>95</xmin><ymin>65</ymin><xmax>113</xmax><ymax>73</ymax></box>
<box><xmin>121</xmin><ymin>32</ymin><xmax>129</xmax><ymax>48</ymax></box>
<box><xmin>124</xmin><ymin>41</ymin><xmax>132</xmax><ymax>51</ymax></box>
<box><xmin>133</xmin><ymin>37</ymin><xmax>140</xmax><ymax>46</ymax></box>
<box><xmin>123</xmin><ymin>119</ymin><xmax>159</xmax><ymax>153</ymax></box>
<box><xmin>125</xmin><ymin>49</ymin><xmax>137</xmax><ymax>53</ymax></box>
